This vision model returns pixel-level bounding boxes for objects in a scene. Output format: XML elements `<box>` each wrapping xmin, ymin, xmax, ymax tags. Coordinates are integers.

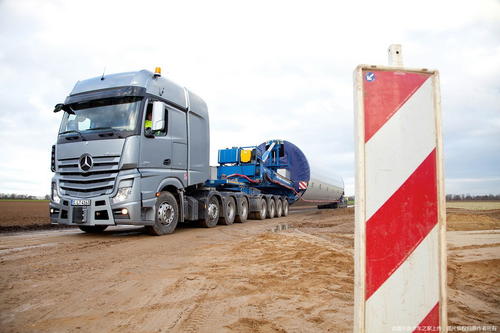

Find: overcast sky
<box><xmin>0</xmin><ymin>0</ymin><xmax>499</xmax><ymax>196</ymax></box>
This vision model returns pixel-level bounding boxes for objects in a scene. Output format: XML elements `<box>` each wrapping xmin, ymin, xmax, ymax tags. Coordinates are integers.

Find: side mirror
<box><xmin>53</xmin><ymin>103</ymin><xmax>64</xmax><ymax>113</ymax></box>
<box><xmin>152</xmin><ymin>101</ymin><xmax>165</xmax><ymax>131</ymax></box>
<box><xmin>53</xmin><ymin>103</ymin><xmax>74</xmax><ymax>114</ymax></box>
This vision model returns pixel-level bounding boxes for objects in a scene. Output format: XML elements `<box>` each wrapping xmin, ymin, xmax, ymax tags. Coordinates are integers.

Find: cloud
<box><xmin>0</xmin><ymin>0</ymin><xmax>499</xmax><ymax>196</ymax></box>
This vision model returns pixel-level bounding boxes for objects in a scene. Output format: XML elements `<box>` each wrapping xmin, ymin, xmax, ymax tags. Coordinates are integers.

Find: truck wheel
<box><xmin>267</xmin><ymin>199</ymin><xmax>276</xmax><ymax>219</ymax></box>
<box><xmin>219</xmin><ymin>197</ymin><xmax>236</xmax><ymax>225</ymax></box>
<box><xmin>235</xmin><ymin>197</ymin><xmax>248</xmax><ymax>223</ymax></box>
<box><xmin>199</xmin><ymin>196</ymin><xmax>220</xmax><ymax>228</ymax></box>
<box><xmin>281</xmin><ymin>199</ymin><xmax>289</xmax><ymax>217</ymax></box>
<box><xmin>275</xmin><ymin>198</ymin><xmax>283</xmax><ymax>217</ymax></box>
<box><xmin>146</xmin><ymin>192</ymin><xmax>179</xmax><ymax>236</ymax></box>
<box><xmin>79</xmin><ymin>225</ymin><xmax>108</xmax><ymax>233</ymax></box>
<box><xmin>251</xmin><ymin>198</ymin><xmax>267</xmax><ymax>220</ymax></box>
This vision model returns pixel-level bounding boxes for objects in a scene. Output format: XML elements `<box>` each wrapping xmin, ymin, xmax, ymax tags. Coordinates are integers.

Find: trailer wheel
<box><xmin>275</xmin><ymin>198</ymin><xmax>283</xmax><ymax>217</ymax></box>
<box><xmin>199</xmin><ymin>196</ymin><xmax>220</xmax><ymax>228</ymax></box>
<box><xmin>281</xmin><ymin>199</ymin><xmax>289</xmax><ymax>217</ymax></box>
<box><xmin>219</xmin><ymin>197</ymin><xmax>236</xmax><ymax>225</ymax></box>
<box><xmin>146</xmin><ymin>192</ymin><xmax>179</xmax><ymax>236</ymax></box>
<box><xmin>235</xmin><ymin>197</ymin><xmax>248</xmax><ymax>223</ymax></box>
<box><xmin>251</xmin><ymin>198</ymin><xmax>267</xmax><ymax>220</ymax></box>
<box><xmin>267</xmin><ymin>199</ymin><xmax>276</xmax><ymax>219</ymax></box>
<box><xmin>79</xmin><ymin>225</ymin><xmax>108</xmax><ymax>233</ymax></box>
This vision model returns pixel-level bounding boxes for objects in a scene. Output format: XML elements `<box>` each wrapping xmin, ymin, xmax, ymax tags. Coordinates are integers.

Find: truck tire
<box><xmin>267</xmin><ymin>199</ymin><xmax>276</xmax><ymax>219</ymax></box>
<box><xmin>145</xmin><ymin>192</ymin><xmax>179</xmax><ymax>236</ymax></box>
<box><xmin>199</xmin><ymin>196</ymin><xmax>220</xmax><ymax>228</ymax></box>
<box><xmin>235</xmin><ymin>197</ymin><xmax>249</xmax><ymax>223</ymax></box>
<box><xmin>251</xmin><ymin>198</ymin><xmax>267</xmax><ymax>220</ymax></box>
<box><xmin>219</xmin><ymin>197</ymin><xmax>236</xmax><ymax>225</ymax></box>
<box><xmin>79</xmin><ymin>225</ymin><xmax>108</xmax><ymax>233</ymax></box>
<box><xmin>275</xmin><ymin>198</ymin><xmax>283</xmax><ymax>217</ymax></box>
<box><xmin>281</xmin><ymin>199</ymin><xmax>289</xmax><ymax>217</ymax></box>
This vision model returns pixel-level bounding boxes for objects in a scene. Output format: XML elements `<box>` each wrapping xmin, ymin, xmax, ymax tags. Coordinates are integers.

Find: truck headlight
<box><xmin>112</xmin><ymin>179</ymin><xmax>133</xmax><ymax>203</ymax></box>
<box><xmin>51</xmin><ymin>182</ymin><xmax>61</xmax><ymax>204</ymax></box>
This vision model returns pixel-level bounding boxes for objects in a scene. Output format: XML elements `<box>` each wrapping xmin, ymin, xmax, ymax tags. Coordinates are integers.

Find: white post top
<box><xmin>388</xmin><ymin>44</ymin><xmax>403</xmax><ymax>67</ymax></box>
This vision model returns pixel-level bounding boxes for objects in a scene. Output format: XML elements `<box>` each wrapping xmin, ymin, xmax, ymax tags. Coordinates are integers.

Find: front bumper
<box><xmin>49</xmin><ymin>195</ymin><xmax>153</xmax><ymax>226</ymax></box>
<box><xmin>50</xmin><ymin>170</ymin><xmax>156</xmax><ymax>227</ymax></box>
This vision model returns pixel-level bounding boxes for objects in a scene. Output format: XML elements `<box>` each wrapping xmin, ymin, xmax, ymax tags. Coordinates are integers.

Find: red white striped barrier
<box><xmin>298</xmin><ymin>181</ymin><xmax>308</xmax><ymax>190</ymax></box>
<box><xmin>354</xmin><ymin>66</ymin><xmax>447</xmax><ymax>332</ymax></box>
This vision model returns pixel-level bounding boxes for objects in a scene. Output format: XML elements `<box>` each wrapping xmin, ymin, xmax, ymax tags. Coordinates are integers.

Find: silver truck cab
<box><xmin>49</xmin><ymin>69</ymin><xmax>210</xmax><ymax>232</ymax></box>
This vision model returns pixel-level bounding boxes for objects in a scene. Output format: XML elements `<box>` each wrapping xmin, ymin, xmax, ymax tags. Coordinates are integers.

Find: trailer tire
<box><xmin>267</xmin><ymin>199</ymin><xmax>276</xmax><ymax>219</ymax></box>
<box><xmin>251</xmin><ymin>198</ymin><xmax>267</xmax><ymax>220</ymax></box>
<box><xmin>79</xmin><ymin>225</ymin><xmax>108</xmax><ymax>233</ymax></box>
<box><xmin>281</xmin><ymin>199</ymin><xmax>289</xmax><ymax>217</ymax></box>
<box><xmin>275</xmin><ymin>198</ymin><xmax>283</xmax><ymax>217</ymax></box>
<box><xmin>235</xmin><ymin>197</ymin><xmax>248</xmax><ymax>223</ymax></box>
<box><xmin>199</xmin><ymin>196</ymin><xmax>220</xmax><ymax>228</ymax></box>
<box><xmin>146</xmin><ymin>192</ymin><xmax>179</xmax><ymax>236</ymax></box>
<box><xmin>219</xmin><ymin>197</ymin><xmax>236</xmax><ymax>225</ymax></box>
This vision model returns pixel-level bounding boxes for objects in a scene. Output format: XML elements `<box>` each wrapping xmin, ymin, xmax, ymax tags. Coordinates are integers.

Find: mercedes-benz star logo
<box><xmin>79</xmin><ymin>154</ymin><xmax>93</xmax><ymax>172</ymax></box>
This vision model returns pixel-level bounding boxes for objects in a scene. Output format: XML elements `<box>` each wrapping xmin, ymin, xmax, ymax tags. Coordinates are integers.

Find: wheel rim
<box><xmin>228</xmin><ymin>202</ymin><xmax>235</xmax><ymax>220</ymax></box>
<box><xmin>208</xmin><ymin>202</ymin><xmax>219</xmax><ymax>222</ymax></box>
<box><xmin>241</xmin><ymin>202</ymin><xmax>248</xmax><ymax>218</ymax></box>
<box><xmin>284</xmin><ymin>202</ymin><xmax>288</xmax><ymax>214</ymax></box>
<box><xmin>158</xmin><ymin>202</ymin><xmax>175</xmax><ymax>226</ymax></box>
<box><xmin>270</xmin><ymin>204</ymin><xmax>275</xmax><ymax>216</ymax></box>
<box><xmin>261</xmin><ymin>201</ymin><xmax>266</xmax><ymax>217</ymax></box>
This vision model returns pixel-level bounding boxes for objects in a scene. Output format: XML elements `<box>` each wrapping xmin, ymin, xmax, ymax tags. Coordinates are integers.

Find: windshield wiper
<box><xmin>59</xmin><ymin>130</ymin><xmax>85</xmax><ymax>140</ymax></box>
<box><xmin>86</xmin><ymin>127</ymin><xmax>124</xmax><ymax>138</ymax></box>
<box><xmin>60</xmin><ymin>130</ymin><xmax>82</xmax><ymax>135</ymax></box>
<box><xmin>86</xmin><ymin>127</ymin><xmax>114</xmax><ymax>131</ymax></box>
<box><xmin>59</xmin><ymin>130</ymin><xmax>87</xmax><ymax>141</ymax></box>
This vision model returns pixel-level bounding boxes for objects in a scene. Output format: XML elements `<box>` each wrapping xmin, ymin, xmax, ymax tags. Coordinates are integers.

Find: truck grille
<box><xmin>57</xmin><ymin>155</ymin><xmax>120</xmax><ymax>198</ymax></box>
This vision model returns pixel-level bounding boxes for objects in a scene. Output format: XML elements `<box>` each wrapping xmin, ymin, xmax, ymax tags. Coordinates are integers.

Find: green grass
<box><xmin>446</xmin><ymin>201</ymin><xmax>500</xmax><ymax>210</ymax></box>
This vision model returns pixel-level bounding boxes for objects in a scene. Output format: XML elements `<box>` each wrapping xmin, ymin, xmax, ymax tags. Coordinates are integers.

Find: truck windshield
<box><xmin>59</xmin><ymin>97</ymin><xmax>143</xmax><ymax>134</ymax></box>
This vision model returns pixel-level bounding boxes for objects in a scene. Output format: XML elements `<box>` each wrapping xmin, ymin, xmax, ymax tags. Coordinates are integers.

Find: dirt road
<box><xmin>0</xmin><ymin>207</ymin><xmax>498</xmax><ymax>332</ymax></box>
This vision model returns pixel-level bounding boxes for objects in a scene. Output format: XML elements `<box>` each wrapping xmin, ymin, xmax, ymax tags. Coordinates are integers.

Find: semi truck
<box><xmin>49</xmin><ymin>68</ymin><xmax>344</xmax><ymax>235</ymax></box>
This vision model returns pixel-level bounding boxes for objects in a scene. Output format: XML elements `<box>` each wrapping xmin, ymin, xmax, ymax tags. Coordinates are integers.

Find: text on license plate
<box><xmin>71</xmin><ymin>199</ymin><xmax>91</xmax><ymax>206</ymax></box>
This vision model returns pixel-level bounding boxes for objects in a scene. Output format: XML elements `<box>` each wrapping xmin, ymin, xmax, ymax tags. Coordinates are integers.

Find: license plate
<box><xmin>71</xmin><ymin>199</ymin><xmax>91</xmax><ymax>206</ymax></box>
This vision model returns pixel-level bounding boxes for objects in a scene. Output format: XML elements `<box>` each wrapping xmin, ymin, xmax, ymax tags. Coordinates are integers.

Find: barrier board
<box><xmin>353</xmin><ymin>65</ymin><xmax>447</xmax><ymax>332</ymax></box>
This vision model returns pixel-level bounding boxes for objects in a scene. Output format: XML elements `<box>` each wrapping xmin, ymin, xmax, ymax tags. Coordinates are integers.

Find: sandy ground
<box><xmin>0</xmin><ymin>205</ymin><xmax>498</xmax><ymax>332</ymax></box>
<box><xmin>445</xmin><ymin>204</ymin><xmax>500</xmax><ymax>328</ymax></box>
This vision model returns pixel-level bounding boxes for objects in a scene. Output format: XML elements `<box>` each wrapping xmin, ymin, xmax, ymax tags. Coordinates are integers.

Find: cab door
<box><xmin>168</xmin><ymin>108</ymin><xmax>188</xmax><ymax>183</ymax></box>
<box><xmin>139</xmin><ymin>100</ymin><xmax>172</xmax><ymax>170</ymax></box>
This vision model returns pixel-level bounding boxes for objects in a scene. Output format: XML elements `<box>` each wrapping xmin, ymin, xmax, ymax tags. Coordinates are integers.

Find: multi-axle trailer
<box><xmin>49</xmin><ymin>68</ymin><xmax>343</xmax><ymax>235</ymax></box>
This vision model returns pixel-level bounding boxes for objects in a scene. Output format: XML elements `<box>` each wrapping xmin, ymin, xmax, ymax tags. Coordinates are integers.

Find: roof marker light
<box><xmin>154</xmin><ymin>67</ymin><xmax>161</xmax><ymax>78</ymax></box>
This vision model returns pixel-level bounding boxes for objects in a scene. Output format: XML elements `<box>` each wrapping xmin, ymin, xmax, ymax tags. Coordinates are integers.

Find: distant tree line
<box><xmin>0</xmin><ymin>193</ymin><xmax>50</xmax><ymax>200</ymax></box>
<box><xmin>446</xmin><ymin>194</ymin><xmax>500</xmax><ymax>201</ymax></box>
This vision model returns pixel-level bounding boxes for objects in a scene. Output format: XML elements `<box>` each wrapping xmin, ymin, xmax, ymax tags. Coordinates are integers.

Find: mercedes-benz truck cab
<box><xmin>49</xmin><ymin>68</ymin><xmax>210</xmax><ymax>234</ymax></box>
